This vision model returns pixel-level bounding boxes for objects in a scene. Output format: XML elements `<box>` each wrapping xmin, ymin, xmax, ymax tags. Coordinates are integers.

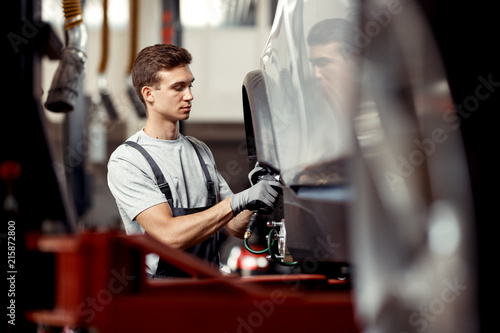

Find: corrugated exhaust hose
<box><xmin>44</xmin><ymin>0</ymin><xmax>87</xmax><ymax>113</ymax></box>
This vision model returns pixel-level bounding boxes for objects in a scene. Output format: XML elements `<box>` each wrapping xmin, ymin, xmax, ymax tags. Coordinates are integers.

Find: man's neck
<box><xmin>143</xmin><ymin>118</ymin><xmax>180</xmax><ymax>140</ymax></box>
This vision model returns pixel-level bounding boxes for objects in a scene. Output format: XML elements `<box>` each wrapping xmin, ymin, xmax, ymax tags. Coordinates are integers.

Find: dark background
<box><xmin>422</xmin><ymin>2</ymin><xmax>498</xmax><ymax>332</ymax></box>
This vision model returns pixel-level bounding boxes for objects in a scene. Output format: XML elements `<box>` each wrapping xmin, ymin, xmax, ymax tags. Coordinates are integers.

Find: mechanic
<box><xmin>107</xmin><ymin>43</ymin><xmax>280</xmax><ymax>278</ymax></box>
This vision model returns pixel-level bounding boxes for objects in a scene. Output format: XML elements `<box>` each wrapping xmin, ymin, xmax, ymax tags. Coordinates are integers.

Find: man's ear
<box><xmin>142</xmin><ymin>86</ymin><xmax>154</xmax><ymax>103</ymax></box>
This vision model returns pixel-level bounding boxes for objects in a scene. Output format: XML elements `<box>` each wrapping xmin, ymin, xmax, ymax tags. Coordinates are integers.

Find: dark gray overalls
<box><xmin>125</xmin><ymin>138</ymin><xmax>219</xmax><ymax>278</ymax></box>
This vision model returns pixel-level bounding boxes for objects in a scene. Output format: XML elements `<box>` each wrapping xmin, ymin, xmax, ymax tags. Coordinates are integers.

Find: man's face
<box><xmin>309</xmin><ymin>42</ymin><xmax>357</xmax><ymax>112</ymax></box>
<box><xmin>150</xmin><ymin>65</ymin><xmax>194</xmax><ymax>122</ymax></box>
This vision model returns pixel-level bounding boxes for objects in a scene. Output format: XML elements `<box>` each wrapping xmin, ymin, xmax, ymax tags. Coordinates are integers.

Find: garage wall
<box><xmin>44</xmin><ymin>0</ymin><xmax>272</xmax><ymax>133</ymax></box>
<box><xmin>183</xmin><ymin>1</ymin><xmax>272</xmax><ymax>123</ymax></box>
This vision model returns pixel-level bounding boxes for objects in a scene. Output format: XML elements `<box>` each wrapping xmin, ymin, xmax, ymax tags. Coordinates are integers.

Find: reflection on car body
<box><xmin>242</xmin><ymin>0</ymin><xmax>478</xmax><ymax>332</ymax></box>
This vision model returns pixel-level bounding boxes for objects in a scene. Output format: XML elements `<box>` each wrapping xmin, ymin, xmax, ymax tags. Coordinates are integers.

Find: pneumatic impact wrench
<box><xmin>243</xmin><ymin>167</ymin><xmax>282</xmax><ymax>240</ymax></box>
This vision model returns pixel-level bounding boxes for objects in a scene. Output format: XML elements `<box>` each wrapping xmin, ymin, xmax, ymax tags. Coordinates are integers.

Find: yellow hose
<box><xmin>62</xmin><ymin>0</ymin><xmax>83</xmax><ymax>30</ymax></box>
<box><xmin>128</xmin><ymin>0</ymin><xmax>139</xmax><ymax>74</ymax></box>
<box><xmin>98</xmin><ymin>0</ymin><xmax>109</xmax><ymax>74</ymax></box>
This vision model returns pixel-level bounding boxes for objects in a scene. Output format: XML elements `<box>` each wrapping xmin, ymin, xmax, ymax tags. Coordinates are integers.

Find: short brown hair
<box><xmin>307</xmin><ymin>18</ymin><xmax>356</xmax><ymax>60</ymax></box>
<box><xmin>132</xmin><ymin>43</ymin><xmax>193</xmax><ymax>105</ymax></box>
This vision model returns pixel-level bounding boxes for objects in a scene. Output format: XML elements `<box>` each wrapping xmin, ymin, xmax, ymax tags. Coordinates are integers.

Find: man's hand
<box><xmin>248</xmin><ymin>162</ymin><xmax>268</xmax><ymax>186</ymax></box>
<box><xmin>230</xmin><ymin>180</ymin><xmax>281</xmax><ymax>216</ymax></box>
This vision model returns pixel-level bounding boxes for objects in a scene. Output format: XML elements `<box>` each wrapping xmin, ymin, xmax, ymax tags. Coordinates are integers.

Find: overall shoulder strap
<box><xmin>185</xmin><ymin>138</ymin><xmax>216</xmax><ymax>206</ymax></box>
<box><xmin>124</xmin><ymin>141</ymin><xmax>174</xmax><ymax>207</ymax></box>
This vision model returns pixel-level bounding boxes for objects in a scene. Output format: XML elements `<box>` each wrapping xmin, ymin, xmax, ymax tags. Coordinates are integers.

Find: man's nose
<box><xmin>313</xmin><ymin>65</ymin><xmax>322</xmax><ymax>79</ymax></box>
<box><xmin>184</xmin><ymin>87</ymin><xmax>193</xmax><ymax>101</ymax></box>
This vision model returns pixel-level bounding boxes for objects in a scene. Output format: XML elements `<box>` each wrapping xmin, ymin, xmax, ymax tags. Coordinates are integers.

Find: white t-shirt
<box><xmin>107</xmin><ymin>129</ymin><xmax>233</xmax><ymax>274</ymax></box>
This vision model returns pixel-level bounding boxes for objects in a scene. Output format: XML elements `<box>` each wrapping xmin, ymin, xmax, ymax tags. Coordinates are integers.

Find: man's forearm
<box><xmin>225</xmin><ymin>210</ymin><xmax>253</xmax><ymax>238</ymax></box>
<box><xmin>137</xmin><ymin>197</ymin><xmax>237</xmax><ymax>250</ymax></box>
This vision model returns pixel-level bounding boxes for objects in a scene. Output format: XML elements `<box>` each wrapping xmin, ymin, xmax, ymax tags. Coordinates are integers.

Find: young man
<box><xmin>107</xmin><ymin>44</ymin><xmax>280</xmax><ymax>278</ymax></box>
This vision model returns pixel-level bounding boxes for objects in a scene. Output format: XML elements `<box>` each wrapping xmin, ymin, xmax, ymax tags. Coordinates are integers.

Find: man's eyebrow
<box><xmin>170</xmin><ymin>77</ymin><xmax>195</xmax><ymax>86</ymax></box>
<box><xmin>310</xmin><ymin>56</ymin><xmax>327</xmax><ymax>61</ymax></box>
<box><xmin>309</xmin><ymin>56</ymin><xmax>331</xmax><ymax>63</ymax></box>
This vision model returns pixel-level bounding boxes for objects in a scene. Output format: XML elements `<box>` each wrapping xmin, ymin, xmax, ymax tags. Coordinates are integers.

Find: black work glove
<box><xmin>230</xmin><ymin>180</ymin><xmax>281</xmax><ymax>216</ymax></box>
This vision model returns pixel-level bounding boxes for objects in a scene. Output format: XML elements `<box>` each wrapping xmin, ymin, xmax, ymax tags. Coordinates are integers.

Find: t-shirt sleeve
<box><xmin>107</xmin><ymin>146</ymin><xmax>168</xmax><ymax>221</ymax></box>
<box><xmin>216</xmin><ymin>169</ymin><xmax>234</xmax><ymax>201</ymax></box>
<box><xmin>188</xmin><ymin>137</ymin><xmax>234</xmax><ymax>201</ymax></box>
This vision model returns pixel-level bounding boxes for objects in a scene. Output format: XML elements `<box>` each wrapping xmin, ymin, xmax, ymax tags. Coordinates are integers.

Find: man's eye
<box><xmin>311</xmin><ymin>58</ymin><xmax>331</xmax><ymax>68</ymax></box>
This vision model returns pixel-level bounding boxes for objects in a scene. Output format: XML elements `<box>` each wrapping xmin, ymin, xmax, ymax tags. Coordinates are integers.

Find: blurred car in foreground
<box><xmin>241</xmin><ymin>0</ymin><xmax>478</xmax><ymax>332</ymax></box>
